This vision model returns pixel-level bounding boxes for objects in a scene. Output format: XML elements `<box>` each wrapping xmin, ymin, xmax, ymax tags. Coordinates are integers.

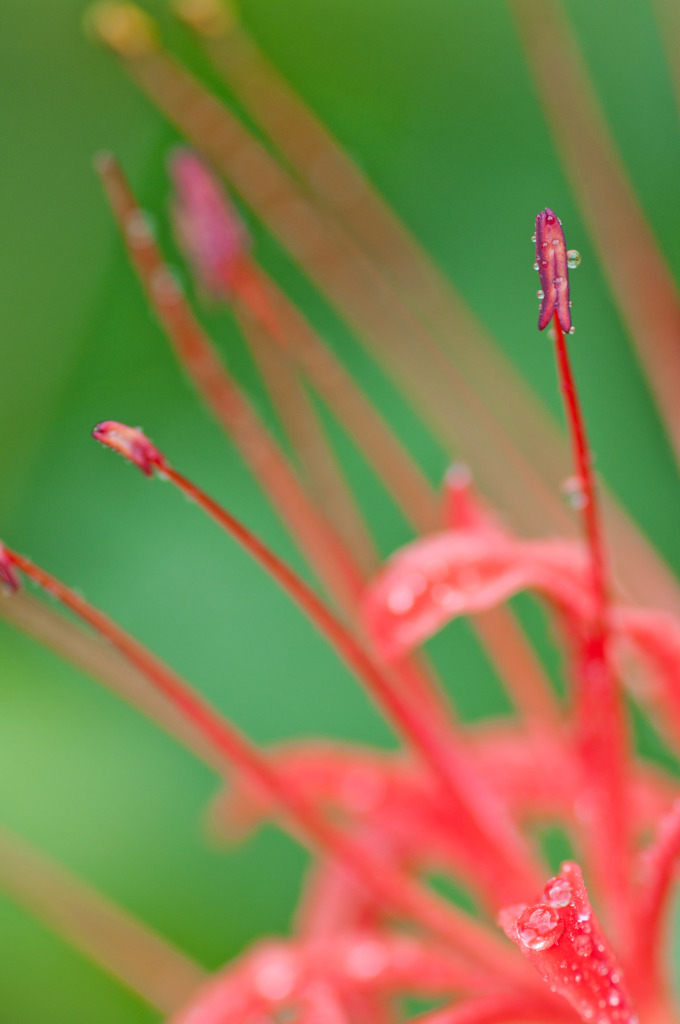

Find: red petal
<box><xmin>362</xmin><ymin>529</ymin><xmax>590</xmax><ymax>660</ymax></box>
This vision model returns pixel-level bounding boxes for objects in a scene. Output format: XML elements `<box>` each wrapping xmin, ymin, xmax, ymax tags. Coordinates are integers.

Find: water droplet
<box><xmin>125</xmin><ymin>209</ymin><xmax>154</xmax><ymax>246</ymax></box>
<box><xmin>517</xmin><ymin>905</ymin><xmax>564</xmax><ymax>951</ymax></box>
<box><xmin>253</xmin><ymin>951</ymin><xmax>297</xmax><ymax>1000</ymax></box>
<box><xmin>542</xmin><ymin>241</ymin><xmax>548</xmax><ymax>249</ymax></box>
<box><xmin>531</xmin><ymin>234</ymin><xmax>537</xmax><ymax>243</ymax></box>
<box><xmin>344</xmin><ymin>939</ymin><xmax>387</xmax><ymax>980</ymax></box>
<box><xmin>387</xmin><ymin>584</ymin><xmax>415</xmax><ymax>615</ymax></box>
<box><xmin>544</xmin><ymin>877</ymin><xmax>572</xmax><ymax>907</ymax></box>
<box><xmin>552</xmin><ymin>237</ymin><xmax>560</xmax><ymax>247</ymax></box>
<box><xmin>431</xmin><ymin>583</ymin><xmax>465</xmax><ymax>614</ymax></box>
<box><xmin>533</xmin><ymin>262</ymin><xmax>540</xmax><ymax>271</ymax></box>
<box><xmin>569</xmin><ymin>326</ymin><xmax>576</xmax><ymax>335</ymax></box>
<box><xmin>546</xmin><ymin>213</ymin><xmax>556</xmax><ymax>224</ymax></box>
<box><xmin>567</xmin><ymin>249</ymin><xmax>582</xmax><ymax>269</ymax></box>
<box><xmin>561</xmin><ymin>475</ymin><xmax>588</xmax><ymax>511</ymax></box>
<box><xmin>573</xmin><ymin>934</ymin><xmax>593</xmax><ymax>957</ymax></box>
<box><xmin>537</xmin><ymin>289</ymin><xmax>545</xmax><ymax>300</ymax></box>
<box><xmin>553</xmin><ymin>275</ymin><xmax>562</xmax><ymax>286</ymax></box>
<box><xmin>150</xmin><ymin>266</ymin><xmax>183</xmax><ymax>302</ymax></box>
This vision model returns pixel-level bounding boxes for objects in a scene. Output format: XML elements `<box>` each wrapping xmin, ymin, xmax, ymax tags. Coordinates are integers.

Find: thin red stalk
<box><xmin>417</xmin><ymin>992</ymin><xmax>569</xmax><ymax>1024</ymax></box>
<box><xmin>552</xmin><ymin>312</ymin><xmax>630</xmax><ymax>936</ymax></box>
<box><xmin>511</xmin><ymin>0</ymin><xmax>680</xmax><ymax>467</ymax></box>
<box><xmin>159</xmin><ymin>459</ymin><xmax>543</xmax><ymax>898</ymax></box>
<box><xmin>0</xmin><ymin>590</ymin><xmax>229</xmax><ymax>775</ymax></box>
<box><xmin>2</xmin><ymin>547</ymin><xmax>528</xmax><ymax>983</ymax></box>
<box><xmin>633</xmin><ymin>800</ymin><xmax>680</xmax><ymax>977</ymax></box>
<box><xmin>651</xmin><ymin>0</ymin><xmax>680</xmax><ymax>114</ymax></box>
<box><xmin>552</xmin><ymin>315</ymin><xmax>608</xmax><ymax>635</ymax></box>
<box><xmin>0</xmin><ymin>826</ymin><xmax>205</xmax><ymax>1013</ymax></box>
<box><xmin>96</xmin><ymin>152</ymin><xmax>364</xmax><ymax>621</ymax></box>
<box><xmin>92</xmin><ymin>33</ymin><xmax>680</xmax><ymax>620</ymax></box>
<box><xmin>231</xmin><ymin>297</ymin><xmax>378</xmax><ymax>578</ymax></box>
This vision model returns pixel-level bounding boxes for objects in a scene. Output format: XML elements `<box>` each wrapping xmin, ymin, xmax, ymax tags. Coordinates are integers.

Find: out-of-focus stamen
<box><xmin>96</xmin><ymin>151</ymin><xmax>365</xmax><ymax>620</ymax></box>
<box><xmin>0</xmin><ymin>826</ymin><xmax>205</xmax><ymax>1013</ymax></box>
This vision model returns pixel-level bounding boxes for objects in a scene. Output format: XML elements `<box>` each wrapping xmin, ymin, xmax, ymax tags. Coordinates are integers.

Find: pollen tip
<box><xmin>93</xmin><ymin>151</ymin><xmax>116</xmax><ymax>175</ymax></box>
<box><xmin>0</xmin><ymin>544</ymin><xmax>20</xmax><ymax>595</ymax></box>
<box><xmin>92</xmin><ymin>421</ymin><xmax>168</xmax><ymax>476</ymax></box>
<box><xmin>444</xmin><ymin>462</ymin><xmax>472</xmax><ymax>489</ymax></box>
<box><xmin>534</xmin><ymin>208</ymin><xmax>572</xmax><ymax>332</ymax></box>
<box><xmin>85</xmin><ymin>2</ymin><xmax>158</xmax><ymax>57</ymax></box>
<box><xmin>171</xmin><ymin>0</ymin><xmax>237</xmax><ymax>37</ymax></box>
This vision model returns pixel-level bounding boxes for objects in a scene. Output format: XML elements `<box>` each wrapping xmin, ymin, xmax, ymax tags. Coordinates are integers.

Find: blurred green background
<box><xmin>0</xmin><ymin>1</ymin><xmax>679</xmax><ymax>1021</ymax></box>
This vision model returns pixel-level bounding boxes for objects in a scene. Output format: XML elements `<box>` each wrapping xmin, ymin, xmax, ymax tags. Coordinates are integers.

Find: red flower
<box><xmin>2</xmin><ymin>6</ymin><xmax>680</xmax><ymax>1024</ymax></box>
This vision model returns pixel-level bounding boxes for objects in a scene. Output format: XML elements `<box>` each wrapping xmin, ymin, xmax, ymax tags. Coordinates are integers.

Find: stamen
<box><xmin>0</xmin><ymin>826</ymin><xmax>205</xmax><ymax>1013</ymax></box>
<box><xmin>0</xmin><ymin>589</ymin><xmax>227</xmax><ymax>775</ymax></box>
<box><xmin>538</xmin><ymin>210</ymin><xmax>629</xmax><ymax>936</ymax></box>
<box><xmin>633</xmin><ymin>799</ymin><xmax>680</xmax><ymax>978</ymax></box>
<box><xmin>93</xmin><ymin>422</ymin><xmax>545</xmax><ymax>901</ymax></box>
<box><xmin>513</xmin><ymin>0</ymin><xmax>680</xmax><ymax>470</ymax></box>
<box><xmin>0</xmin><ymin>542</ymin><xmax>528</xmax><ymax>982</ymax></box>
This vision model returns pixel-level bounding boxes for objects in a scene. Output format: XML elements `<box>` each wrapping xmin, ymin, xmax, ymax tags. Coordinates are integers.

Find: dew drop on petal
<box><xmin>537</xmin><ymin>289</ymin><xmax>545</xmax><ymax>300</ymax></box>
<box><xmin>573</xmin><ymin>934</ymin><xmax>593</xmax><ymax>957</ymax></box>
<box><xmin>569</xmin><ymin>326</ymin><xmax>576</xmax><ymax>335</ymax></box>
<box><xmin>609</xmin><ymin>993</ymin><xmax>621</xmax><ymax>1007</ymax></box>
<box><xmin>344</xmin><ymin>939</ymin><xmax>388</xmax><ymax>980</ymax></box>
<box><xmin>533</xmin><ymin>261</ymin><xmax>540</xmax><ymax>271</ymax></box>
<box><xmin>561</xmin><ymin>475</ymin><xmax>588</xmax><ymax>510</ymax></box>
<box><xmin>567</xmin><ymin>249</ymin><xmax>582</xmax><ymax>269</ymax></box>
<box><xmin>387</xmin><ymin>585</ymin><xmax>415</xmax><ymax>615</ymax></box>
<box><xmin>531</xmin><ymin>234</ymin><xmax>537</xmax><ymax>242</ymax></box>
<box><xmin>517</xmin><ymin>904</ymin><xmax>564</xmax><ymax>951</ymax></box>
<box><xmin>544</xmin><ymin>877</ymin><xmax>572</xmax><ymax>907</ymax></box>
<box><xmin>431</xmin><ymin>583</ymin><xmax>465</xmax><ymax>614</ymax></box>
<box><xmin>253</xmin><ymin>952</ymin><xmax>297</xmax><ymax>1001</ymax></box>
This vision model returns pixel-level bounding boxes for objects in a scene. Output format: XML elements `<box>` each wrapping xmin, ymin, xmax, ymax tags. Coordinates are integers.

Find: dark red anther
<box><xmin>92</xmin><ymin>421</ymin><xmax>168</xmax><ymax>476</ymax></box>
<box><xmin>535</xmin><ymin>209</ymin><xmax>572</xmax><ymax>333</ymax></box>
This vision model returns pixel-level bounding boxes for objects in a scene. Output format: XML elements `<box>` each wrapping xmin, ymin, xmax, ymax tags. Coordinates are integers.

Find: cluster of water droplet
<box><xmin>515</xmin><ymin>873</ymin><xmax>632</xmax><ymax>1024</ymax></box>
